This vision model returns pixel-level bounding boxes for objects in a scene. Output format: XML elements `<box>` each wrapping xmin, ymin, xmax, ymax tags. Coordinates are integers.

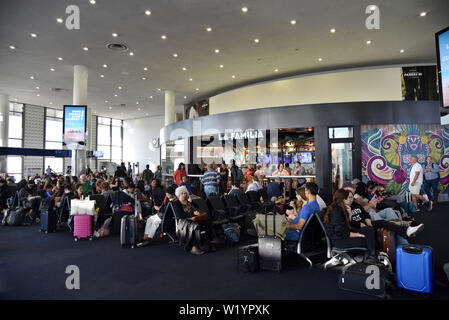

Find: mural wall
<box><xmin>361</xmin><ymin>124</ymin><xmax>449</xmax><ymax>197</ymax></box>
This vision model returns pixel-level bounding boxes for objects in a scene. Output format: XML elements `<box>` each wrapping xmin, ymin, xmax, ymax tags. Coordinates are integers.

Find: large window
<box><xmin>44</xmin><ymin>108</ymin><xmax>64</xmax><ymax>174</ymax></box>
<box><xmin>97</xmin><ymin>117</ymin><xmax>123</xmax><ymax>165</ymax></box>
<box><xmin>7</xmin><ymin>103</ymin><xmax>23</xmax><ymax>181</ymax></box>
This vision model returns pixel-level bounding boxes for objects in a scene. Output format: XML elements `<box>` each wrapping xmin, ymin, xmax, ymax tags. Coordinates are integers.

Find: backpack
<box><xmin>222</xmin><ymin>223</ymin><xmax>240</xmax><ymax>246</ymax></box>
<box><xmin>237</xmin><ymin>169</ymin><xmax>244</xmax><ymax>182</ymax></box>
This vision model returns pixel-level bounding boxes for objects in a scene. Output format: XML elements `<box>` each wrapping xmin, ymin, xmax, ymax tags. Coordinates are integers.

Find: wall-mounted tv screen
<box><xmin>263</xmin><ymin>154</ymin><xmax>272</xmax><ymax>164</ymax></box>
<box><xmin>63</xmin><ymin>105</ymin><xmax>87</xmax><ymax>146</ymax></box>
<box><xmin>93</xmin><ymin>150</ymin><xmax>104</xmax><ymax>158</ymax></box>
<box><xmin>294</xmin><ymin>152</ymin><xmax>313</xmax><ymax>164</ymax></box>
<box><xmin>436</xmin><ymin>26</ymin><xmax>449</xmax><ymax>108</ymax></box>
<box><xmin>283</xmin><ymin>154</ymin><xmax>291</xmax><ymax>164</ymax></box>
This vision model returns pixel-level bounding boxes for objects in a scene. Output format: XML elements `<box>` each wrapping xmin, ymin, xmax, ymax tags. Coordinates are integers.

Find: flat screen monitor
<box><xmin>436</xmin><ymin>26</ymin><xmax>449</xmax><ymax>107</ymax></box>
<box><xmin>263</xmin><ymin>154</ymin><xmax>272</xmax><ymax>164</ymax></box>
<box><xmin>93</xmin><ymin>150</ymin><xmax>104</xmax><ymax>158</ymax></box>
<box><xmin>295</xmin><ymin>152</ymin><xmax>313</xmax><ymax>164</ymax></box>
<box><xmin>63</xmin><ymin>105</ymin><xmax>87</xmax><ymax>146</ymax></box>
<box><xmin>283</xmin><ymin>154</ymin><xmax>291</xmax><ymax>164</ymax></box>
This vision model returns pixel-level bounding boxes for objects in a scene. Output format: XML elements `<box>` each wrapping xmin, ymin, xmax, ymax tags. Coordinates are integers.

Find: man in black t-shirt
<box><xmin>219</xmin><ymin>162</ymin><xmax>229</xmax><ymax>194</ymax></box>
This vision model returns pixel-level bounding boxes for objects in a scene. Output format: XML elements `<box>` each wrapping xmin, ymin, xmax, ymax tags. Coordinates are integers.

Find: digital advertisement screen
<box><xmin>93</xmin><ymin>150</ymin><xmax>104</xmax><ymax>158</ymax></box>
<box><xmin>263</xmin><ymin>154</ymin><xmax>272</xmax><ymax>164</ymax></box>
<box><xmin>436</xmin><ymin>26</ymin><xmax>449</xmax><ymax>107</ymax></box>
<box><xmin>283</xmin><ymin>154</ymin><xmax>291</xmax><ymax>164</ymax></box>
<box><xmin>294</xmin><ymin>152</ymin><xmax>313</xmax><ymax>163</ymax></box>
<box><xmin>63</xmin><ymin>105</ymin><xmax>87</xmax><ymax>144</ymax></box>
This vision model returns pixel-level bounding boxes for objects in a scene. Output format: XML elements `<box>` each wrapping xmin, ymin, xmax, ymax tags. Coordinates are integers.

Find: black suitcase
<box><xmin>40</xmin><ymin>209</ymin><xmax>57</xmax><ymax>233</ymax></box>
<box><xmin>258</xmin><ymin>213</ymin><xmax>283</xmax><ymax>272</ymax></box>
<box><xmin>238</xmin><ymin>244</ymin><xmax>259</xmax><ymax>273</ymax></box>
<box><xmin>120</xmin><ymin>193</ymin><xmax>139</xmax><ymax>248</ymax></box>
<box><xmin>338</xmin><ymin>262</ymin><xmax>387</xmax><ymax>298</ymax></box>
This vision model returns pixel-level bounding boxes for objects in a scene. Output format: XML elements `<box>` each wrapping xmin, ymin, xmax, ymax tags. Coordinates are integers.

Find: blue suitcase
<box><xmin>396</xmin><ymin>244</ymin><xmax>433</xmax><ymax>293</ymax></box>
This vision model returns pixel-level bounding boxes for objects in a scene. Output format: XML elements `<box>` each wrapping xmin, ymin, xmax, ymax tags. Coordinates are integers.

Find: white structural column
<box><xmin>164</xmin><ymin>90</ymin><xmax>175</xmax><ymax>126</ymax></box>
<box><xmin>71</xmin><ymin>65</ymin><xmax>88</xmax><ymax>177</ymax></box>
<box><xmin>0</xmin><ymin>93</ymin><xmax>9</xmax><ymax>173</ymax></box>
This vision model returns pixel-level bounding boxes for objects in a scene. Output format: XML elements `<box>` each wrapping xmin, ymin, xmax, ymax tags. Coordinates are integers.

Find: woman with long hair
<box><xmin>323</xmin><ymin>189</ymin><xmax>378</xmax><ymax>263</ymax></box>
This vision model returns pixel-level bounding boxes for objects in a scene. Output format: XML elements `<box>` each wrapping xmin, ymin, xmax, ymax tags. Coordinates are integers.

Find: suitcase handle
<box><xmin>264</xmin><ymin>211</ymin><xmax>276</xmax><ymax>236</ymax></box>
<box><xmin>403</xmin><ymin>245</ymin><xmax>423</xmax><ymax>254</ymax></box>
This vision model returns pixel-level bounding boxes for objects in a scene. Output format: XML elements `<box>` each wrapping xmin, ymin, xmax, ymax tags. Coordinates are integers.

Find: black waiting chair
<box><xmin>205</xmin><ymin>195</ymin><xmax>229</xmax><ymax>225</ymax></box>
<box><xmin>247</xmin><ymin>190</ymin><xmax>273</xmax><ymax>213</ymax></box>
<box><xmin>160</xmin><ymin>201</ymin><xmax>184</xmax><ymax>243</ymax></box>
<box><xmin>221</xmin><ymin>194</ymin><xmax>245</xmax><ymax>220</ymax></box>
<box><xmin>259</xmin><ymin>188</ymin><xmax>275</xmax><ymax>211</ymax></box>
<box><xmin>233</xmin><ymin>192</ymin><xmax>257</xmax><ymax>212</ymax></box>
<box><xmin>90</xmin><ymin>194</ymin><xmax>112</xmax><ymax>230</ymax></box>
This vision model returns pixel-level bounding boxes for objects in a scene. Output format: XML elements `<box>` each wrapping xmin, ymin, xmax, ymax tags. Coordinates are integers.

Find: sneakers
<box><xmin>190</xmin><ymin>247</ymin><xmax>205</xmax><ymax>255</ymax></box>
<box><xmin>406</xmin><ymin>223</ymin><xmax>424</xmax><ymax>238</ymax></box>
<box><xmin>427</xmin><ymin>201</ymin><xmax>433</xmax><ymax>211</ymax></box>
<box><xmin>136</xmin><ymin>239</ymin><xmax>150</xmax><ymax>248</ymax></box>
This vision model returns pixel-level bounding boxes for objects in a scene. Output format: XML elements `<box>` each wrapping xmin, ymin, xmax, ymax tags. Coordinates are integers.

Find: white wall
<box><xmin>123</xmin><ymin>115</ymin><xmax>164</xmax><ymax>172</ymax></box>
<box><xmin>210</xmin><ymin>67</ymin><xmax>403</xmax><ymax>115</ymax></box>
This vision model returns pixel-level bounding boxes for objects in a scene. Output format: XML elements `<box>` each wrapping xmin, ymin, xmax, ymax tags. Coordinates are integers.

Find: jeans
<box><xmin>424</xmin><ymin>178</ymin><xmax>439</xmax><ymax>202</ymax></box>
<box><xmin>204</xmin><ymin>185</ymin><xmax>218</xmax><ymax>197</ymax></box>
<box><xmin>369</xmin><ymin>208</ymin><xmax>401</xmax><ymax>221</ymax></box>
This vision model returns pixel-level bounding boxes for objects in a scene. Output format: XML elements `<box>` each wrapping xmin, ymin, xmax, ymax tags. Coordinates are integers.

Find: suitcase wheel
<box><xmin>89</xmin><ymin>236</ymin><xmax>93</xmax><ymax>241</ymax></box>
<box><xmin>45</xmin><ymin>230</ymin><xmax>48</xmax><ymax>234</ymax></box>
<box><xmin>74</xmin><ymin>237</ymin><xmax>78</xmax><ymax>242</ymax></box>
<box><xmin>131</xmin><ymin>245</ymin><xmax>135</xmax><ymax>249</ymax></box>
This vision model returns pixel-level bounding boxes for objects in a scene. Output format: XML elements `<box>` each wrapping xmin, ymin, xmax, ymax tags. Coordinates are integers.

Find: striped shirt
<box><xmin>202</xmin><ymin>170</ymin><xmax>220</xmax><ymax>186</ymax></box>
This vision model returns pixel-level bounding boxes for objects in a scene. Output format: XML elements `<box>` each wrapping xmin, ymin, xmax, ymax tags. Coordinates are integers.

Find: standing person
<box><xmin>46</xmin><ymin>166</ymin><xmax>53</xmax><ymax>176</ymax></box>
<box><xmin>245</xmin><ymin>164</ymin><xmax>254</xmax><ymax>177</ymax></box>
<box><xmin>114</xmin><ymin>162</ymin><xmax>127</xmax><ymax>179</ymax></box>
<box><xmin>201</xmin><ymin>164</ymin><xmax>220</xmax><ymax>197</ymax></box>
<box><xmin>173</xmin><ymin>163</ymin><xmax>186</xmax><ymax>186</ymax></box>
<box><xmin>127</xmin><ymin>164</ymin><xmax>133</xmax><ymax>178</ymax></box>
<box><xmin>85</xmin><ymin>165</ymin><xmax>92</xmax><ymax>176</ymax></box>
<box><xmin>272</xmin><ymin>163</ymin><xmax>290</xmax><ymax>194</ymax></box>
<box><xmin>154</xmin><ymin>165</ymin><xmax>162</xmax><ymax>180</ymax></box>
<box><xmin>180</xmin><ymin>175</ymin><xmax>193</xmax><ymax>195</ymax></box>
<box><xmin>142</xmin><ymin>164</ymin><xmax>154</xmax><ymax>186</ymax></box>
<box><xmin>219</xmin><ymin>161</ymin><xmax>229</xmax><ymax>194</ymax></box>
<box><xmin>230</xmin><ymin>160</ymin><xmax>243</xmax><ymax>187</ymax></box>
<box><xmin>423</xmin><ymin>156</ymin><xmax>440</xmax><ymax>206</ymax></box>
<box><xmin>408</xmin><ymin>156</ymin><xmax>432</xmax><ymax>211</ymax></box>
<box><xmin>294</xmin><ymin>161</ymin><xmax>307</xmax><ymax>186</ymax></box>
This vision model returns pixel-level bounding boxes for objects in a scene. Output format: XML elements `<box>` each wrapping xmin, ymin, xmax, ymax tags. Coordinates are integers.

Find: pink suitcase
<box><xmin>73</xmin><ymin>215</ymin><xmax>93</xmax><ymax>241</ymax></box>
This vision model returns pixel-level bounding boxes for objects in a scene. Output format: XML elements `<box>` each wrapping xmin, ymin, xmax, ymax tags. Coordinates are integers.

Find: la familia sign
<box><xmin>218</xmin><ymin>129</ymin><xmax>264</xmax><ymax>141</ymax></box>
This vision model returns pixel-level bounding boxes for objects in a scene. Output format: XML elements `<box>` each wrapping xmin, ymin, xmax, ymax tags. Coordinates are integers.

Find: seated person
<box><xmin>323</xmin><ymin>189</ymin><xmax>378</xmax><ymax>264</ymax></box>
<box><xmin>0</xmin><ymin>179</ymin><xmax>8</xmax><ymax>215</ymax></box>
<box><xmin>285</xmin><ymin>182</ymin><xmax>320</xmax><ymax>242</ymax></box>
<box><xmin>180</xmin><ymin>175</ymin><xmax>193</xmax><ymax>195</ymax></box>
<box><xmin>137</xmin><ymin>185</ymin><xmax>178</xmax><ymax>247</ymax></box>
<box><xmin>18</xmin><ymin>180</ymin><xmax>41</xmax><ymax>223</ymax></box>
<box><xmin>228</xmin><ymin>182</ymin><xmax>244</xmax><ymax>198</ymax></box>
<box><xmin>148</xmin><ymin>178</ymin><xmax>166</xmax><ymax>210</ymax></box>
<box><xmin>267</xmin><ymin>180</ymin><xmax>282</xmax><ymax>200</ymax></box>
<box><xmin>342</xmin><ymin>182</ymin><xmax>424</xmax><ymax>246</ymax></box>
<box><xmin>288</xmin><ymin>187</ymin><xmax>307</xmax><ymax>218</ymax></box>
<box><xmin>246</xmin><ymin>176</ymin><xmax>263</xmax><ymax>193</ymax></box>
<box><xmin>124</xmin><ymin>183</ymin><xmax>152</xmax><ymax>218</ymax></box>
<box><xmin>174</xmin><ymin>186</ymin><xmax>214</xmax><ymax>255</ymax></box>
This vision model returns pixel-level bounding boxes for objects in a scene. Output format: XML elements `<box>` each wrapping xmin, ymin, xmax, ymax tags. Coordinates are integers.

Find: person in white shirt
<box><xmin>409</xmin><ymin>156</ymin><xmax>432</xmax><ymax>211</ymax></box>
<box><xmin>246</xmin><ymin>176</ymin><xmax>263</xmax><ymax>192</ymax></box>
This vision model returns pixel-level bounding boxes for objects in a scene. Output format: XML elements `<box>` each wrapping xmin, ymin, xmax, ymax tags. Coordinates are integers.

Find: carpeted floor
<box><xmin>1</xmin><ymin>202</ymin><xmax>448</xmax><ymax>300</ymax></box>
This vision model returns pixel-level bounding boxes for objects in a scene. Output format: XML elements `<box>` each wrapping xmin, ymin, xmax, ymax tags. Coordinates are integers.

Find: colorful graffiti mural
<box><xmin>361</xmin><ymin>124</ymin><xmax>449</xmax><ymax>196</ymax></box>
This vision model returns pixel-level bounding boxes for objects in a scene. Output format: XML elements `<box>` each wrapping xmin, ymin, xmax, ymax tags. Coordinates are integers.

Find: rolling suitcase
<box><xmin>238</xmin><ymin>244</ymin><xmax>259</xmax><ymax>273</ymax></box>
<box><xmin>120</xmin><ymin>193</ymin><xmax>139</xmax><ymax>248</ymax></box>
<box><xmin>39</xmin><ymin>198</ymin><xmax>57</xmax><ymax>233</ymax></box>
<box><xmin>258</xmin><ymin>213</ymin><xmax>283</xmax><ymax>272</ymax></box>
<box><xmin>73</xmin><ymin>215</ymin><xmax>93</xmax><ymax>241</ymax></box>
<box><xmin>376</xmin><ymin>228</ymin><xmax>396</xmax><ymax>264</ymax></box>
<box><xmin>339</xmin><ymin>262</ymin><xmax>387</xmax><ymax>298</ymax></box>
<box><xmin>396</xmin><ymin>244</ymin><xmax>433</xmax><ymax>293</ymax></box>
<box><xmin>6</xmin><ymin>208</ymin><xmax>26</xmax><ymax>226</ymax></box>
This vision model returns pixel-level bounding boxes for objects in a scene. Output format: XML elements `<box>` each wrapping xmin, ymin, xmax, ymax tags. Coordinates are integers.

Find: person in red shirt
<box><xmin>173</xmin><ymin>163</ymin><xmax>186</xmax><ymax>186</ymax></box>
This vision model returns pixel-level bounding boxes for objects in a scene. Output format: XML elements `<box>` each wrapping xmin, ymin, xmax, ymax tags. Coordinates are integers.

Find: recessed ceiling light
<box><xmin>161</xmin><ymin>35</ymin><xmax>167</xmax><ymax>40</ymax></box>
<box><xmin>35</xmin><ymin>86</ymin><xmax>40</xmax><ymax>90</ymax></box>
<box><xmin>318</xmin><ymin>58</ymin><xmax>323</xmax><ymax>61</ymax></box>
<box><xmin>50</xmin><ymin>68</ymin><xmax>55</xmax><ymax>71</ymax></box>
<box><xmin>105</xmin><ymin>100</ymin><xmax>108</xmax><ymax>103</ymax></box>
<box><xmin>231</xmin><ymin>75</ymin><xmax>236</xmax><ymax>79</ymax></box>
<box><xmin>30</xmin><ymin>33</ymin><xmax>38</xmax><ymax>38</ymax></box>
<box><xmin>182</xmin><ymin>67</ymin><xmax>187</xmax><ymax>71</ymax></box>
<box><xmin>157</xmin><ymin>88</ymin><xmax>161</xmax><ymax>91</ymax></box>
<box><xmin>219</xmin><ymin>64</ymin><xmax>224</xmax><ymax>68</ymax></box>
<box><xmin>103</xmin><ymin>64</ymin><xmax>108</xmax><ymax>68</ymax></box>
<box><xmin>129</xmin><ymin>52</ymin><xmax>134</xmax><ymax>56</ymax></box>
<box><xmin>195</xmin><ymin>88</ymin><xmax>199</xmax><ymax>91</ymax></box>
<box><xmin>189</xmin><ymin>78</ymin><xmax>193</xmax><ymax>81</ymax></box>
<box><xmin>146</xmin><ymin>113</ymin><xmax>149</xmax><ymax>116</ymax></box>
<box><xmin>173</xmin><ymin>53</ymin><xmax>178</xmax><ymax>57</ymax></box>
<box><xmin>420</xmin><ymin>12</ymin><xmax>427</xmax><ymax>17</ymax></box>
<box><xmin>330</xmin><ymin>28</ymin><xmax>336</xmax><ymax>33</ymax></box>
<box><xmin>149</xmin><ymin>96</ymin><xmax>153</xmax><ymax>99</ymax></box>
<box><xmin>9</xmin><ymin>45</ymin><xmax>16</xmax><ymax>49</ymax></box>
<box><xmin>206</xmin><ymin>27</ymin><xmax>212</xmax><ymax>32</ymax></box>
<box><xmin>136</xmin><ymin>101</ymin><xmax>139</xmax><ymax>105</ymax></box>
<box><xmin>145</xmin><ymin>10</ymin><xmax>151</xmax><ymax>16</ymax></box>
<box><xmin>114</xmin><ymin>94</ymin><xmax>118</xmax><ymax>97</ymax></box>
<box><xmin>215</xmin><ymin>49</ymin><xmax>220</xmax><ymax>53</ymax></box>
<box><xmin>100</xmin><ymin>74</ymin><xmax>104</xmax><ymax>78</ymax></box>
<box><xmin>290</xmin><ymin>20</ymin><xmax>296</xmax><ymax>25</ymax></box>
<box><xmin>49</xmin><ymin>102</ymin><xmax>52</xmax><ymax>105</ymax></box>
<box><xmin>400</xmin><ymin>49</ymin><xmax>405</xmax><ymax>53</ymax></box>
<box><xmin>57</xmin><ymin>57</ymin><xmax>63</xmax><ymax>61</ymax></box>
<box><xmin>83</xmin><ymin>47</ymin><xmax>89</xmax><ymax>51</ymax></box>
<box><xmin>274</xmin><ymin>68</ymin><xmax>279</xmax><ymax>72</ymax></box>
<box><xmin>366</xmin><ymin>40</ymin><xmax>372</xmax><ymax>45</ymax></box>
<box><xmin>144</xmin><ymin>67</ymin><xmax>148</xmax><ymax>71</ymax></box>
<box><xmin>36</xmin><ymin>94</ymin><xmax>40</xmax><ymax>97</ymax></box>
<box><xmin>29</xmin><ymin>75</ymin><xmax>35</xmax><ymax>79</ymax></box>
<box><xmin>112</xmin><ymin>33</ymin><xmax>118</xmax><ymax>37</ymax></box>
<box><xmin>138</xmin><ymin>108</ymin><xmax>141</xmax><ymax>111</ymax></box>
<box><xmin>142</xmin><ymin>77</ymin><xmax>146</xmax><ymax>80</ymax></box>
<box><xmin>254</xmin><ymin>38</ymin><xmax>260</xmax><ymax>43</ymax></box>
<box><xmin>118</xmin><ymin>86</ymin><xmax>122</xmax><ymax>90</ymax></box>
<box><xmin>89</xmin><ymin>0</ymin><xmax>96</xmax><ymax>4</ymax></box>
<box><xmin>109</xmin><ymin>107</ymin><xmax>112</xmax><ymax>110</ymax></box>
<box><xmin>56</xmin><ymin>18</ymin><xmax>63</xmax><ymax>23</ymax></box>
<box><xmin>241</xmin><ymin>7</ymin><xmax>248</xmax><ymax>13</ymax></box>
<box><xmin>184</xmin><ymin>96</ymin><xmax>187</xmax><ymax>99</ymax></box>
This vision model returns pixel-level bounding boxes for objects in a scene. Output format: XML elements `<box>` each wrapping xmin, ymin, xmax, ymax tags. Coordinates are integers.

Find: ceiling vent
<box><xmin>106</xmin><ymin>43</ymin><xmax>129</xmax><ymax>52</ymax></box>
<box><xmin>51</xmin><ymin>88</ymin><xmax>65</xmax><ymax>92</ymax></box>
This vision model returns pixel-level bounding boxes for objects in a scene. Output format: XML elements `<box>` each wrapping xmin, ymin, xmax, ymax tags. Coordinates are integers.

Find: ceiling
<box><xmin>0</xmin><ymin>0</ymin><xmax>448</xmax><ymax>120</ymax></box>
